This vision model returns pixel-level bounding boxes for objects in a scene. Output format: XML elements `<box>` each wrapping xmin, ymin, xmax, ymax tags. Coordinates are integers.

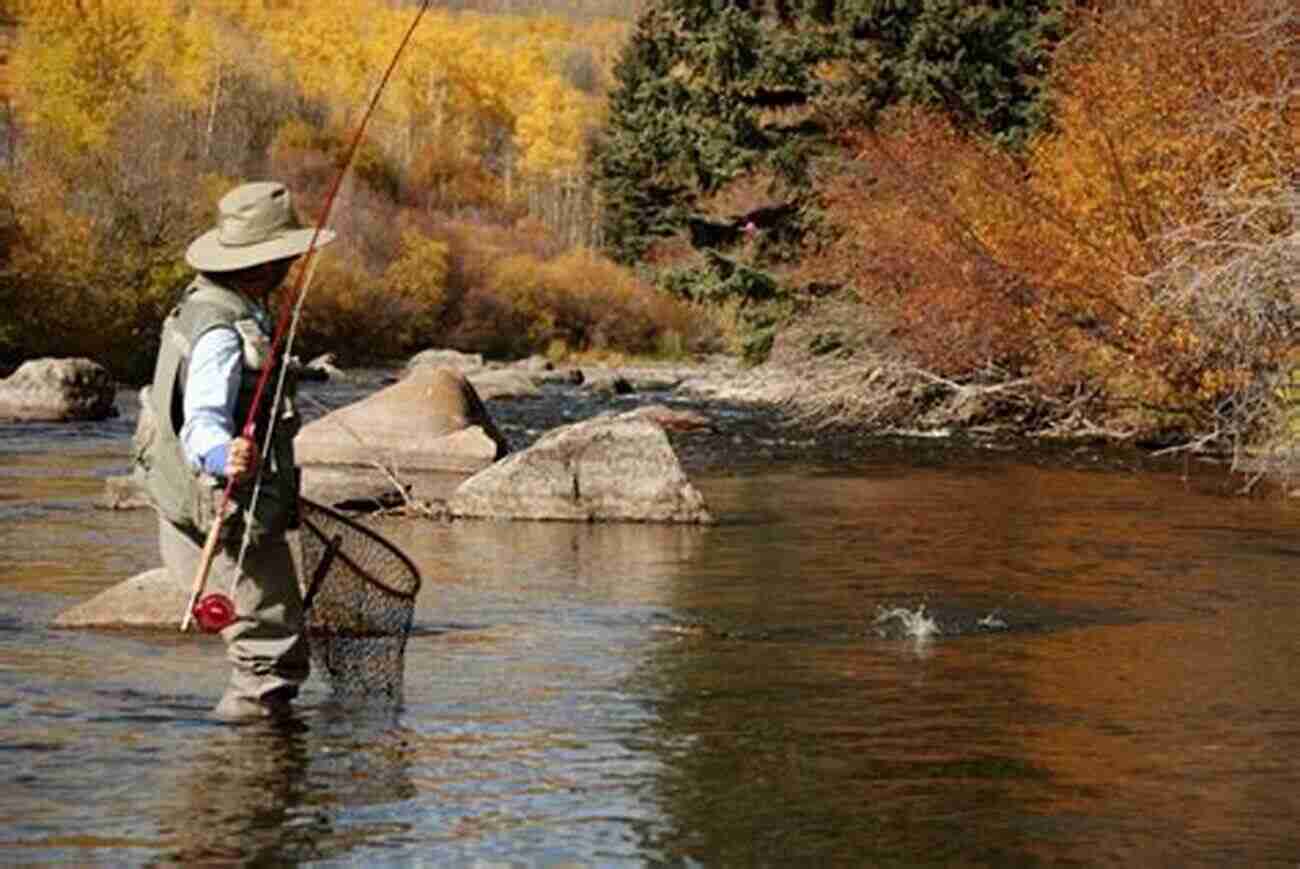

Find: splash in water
<box><xmin>873</xmin><ymin>604</ymin><xmax>941</xmax><ymax>641</ymax></box>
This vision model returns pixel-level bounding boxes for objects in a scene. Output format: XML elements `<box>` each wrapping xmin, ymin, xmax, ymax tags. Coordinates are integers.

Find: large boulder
<box><xmin>52</xmin><ymin>567</ymin><xmax>187</xmax><ymax>629</ymax></box>
<box><xmin>296</xmin><ymin>366</ymin><xmax>510</xmax><ymax>506</ymax></box>
<box><xmin>448</xmin><ymin>412</ymin><xmax>713</xmax><ymax>523</ymax></box>
<box><xmin>0</xmin><ymin>357</ymin><xmax>116</xmax><ymax>421</ymax></box>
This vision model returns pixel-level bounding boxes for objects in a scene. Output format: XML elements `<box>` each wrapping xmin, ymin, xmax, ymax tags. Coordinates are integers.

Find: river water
<box><xmin>4</xmin><ymin>371</ymin><xmax>1300</xmax><ymax>866</ymax></box>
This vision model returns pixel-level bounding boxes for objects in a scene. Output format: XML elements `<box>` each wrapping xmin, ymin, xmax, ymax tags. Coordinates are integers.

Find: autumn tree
<box><xmin>0</xmin><ymin>0</ymin><xmax>694</xmax><ymax>375</ymax></box>
<box><xmin>1</xmin><ymin>1</ymin><xmax>234</xmax><ymax>375</ymax></box>
<box><xmin>796</xmin><ymin>0</ymin><xmax>1298</xmax><ymax>446</ymax></box>
<box><xmin>9</xmin><ymin>0</ymin><xmax>184</xmax><ymax>149</ymax></box>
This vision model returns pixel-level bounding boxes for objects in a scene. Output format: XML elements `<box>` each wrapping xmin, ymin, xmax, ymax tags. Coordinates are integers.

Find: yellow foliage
<box><xmin>299</xmin><ymin>227</ymin><xmax>454</xmax><ymax>358</ymax></box>
<box><xmin>262</xmin><ymin>0</ymin><xmax>381</xmax><ymax>120</ymax></box>
<box><xmin>490</xmin><ymin>252</ymin><xmax>555</xmax><ymax>345</ymax></box>
<box><xmin>10</xmin><ymin>0</ymin><xmax>193</xmax><ymax>148</ymax></box>
<box><xmin>193</xmin><ymin>0</ymin><xmax>272</xmax><ymax>23</ymax></box>
<box><xmin>13</xmin><ymin>0</ymin><xmax>609</xmax><ymax>200</ymax></box>
<box><xmin>0</xmin><ymin>160</ymin><xmax>186</xmax><ymax>375</ymax></box>
<box><xmin>487</xmin><ymin>245</ymin><xmax>695</xmax><ymax>354</ymax></box>
<box><xmin>255</xmin><ymin>3</ymin><xmax>600</xmax><ymax>187</ymax></box>
<box><xmin>383</xmin><ymin>228</ymin><xmax>450</xmax><ymax>326</ymax></box>
<box><xmin>1022</xmin><ymin>0</ymin><xmax>1293</xmax><ymax>290</ymax></box>
<box><xmin>515</xmin><ymin>74</ymin><xmax>600</xmax><ymax>178</ymax></box>
<box><xmin>170</xmin><ymin>3</ymin><xmax>278</xmax><ymax>111</ymax></box>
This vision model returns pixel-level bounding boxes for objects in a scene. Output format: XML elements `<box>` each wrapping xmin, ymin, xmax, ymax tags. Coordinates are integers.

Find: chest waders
<box><xmin>135</xmin><ymin>277</ymin><xmax>300</xmax><ymax>543</ymax></box>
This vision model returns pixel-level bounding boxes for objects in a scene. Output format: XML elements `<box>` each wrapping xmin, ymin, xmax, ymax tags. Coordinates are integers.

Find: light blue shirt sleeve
<box><xmin>179</xmin><ymin>326</ymin><xmax>243</xmax><ymax>472</ymax></box>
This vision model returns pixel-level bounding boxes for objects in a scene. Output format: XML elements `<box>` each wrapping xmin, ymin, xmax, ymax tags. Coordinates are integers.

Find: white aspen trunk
<box><xmin>204</xmin><ymin>66</ymin><xmax>223</xmax><ymax>160</ymax></box>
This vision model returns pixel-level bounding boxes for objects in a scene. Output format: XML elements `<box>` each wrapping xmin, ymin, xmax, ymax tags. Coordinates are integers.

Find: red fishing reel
<box><xmin>192</xmin><ymin>593</ymin><xmax>237</xmax><ymax>633</ymax></box>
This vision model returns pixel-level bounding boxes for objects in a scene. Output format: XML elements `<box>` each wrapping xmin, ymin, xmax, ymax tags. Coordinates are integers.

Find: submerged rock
<box><xmin>52</xmin><ymin>567</ymin><xmax>187</xmax><ymax>629</ymax></box>
<box><xmin>449</xmin><ymin>412</ymin><xmax>712</xmax><ymax>523</ymax></box>
<box><xmin>0</xmin><ymin>357</ymin><xmax>116</xmax><ymax>422</ymax></box>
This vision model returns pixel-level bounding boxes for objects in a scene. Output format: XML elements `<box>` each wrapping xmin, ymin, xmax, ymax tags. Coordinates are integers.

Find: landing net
<box><xmin>297</xmin><ymin>497</ymin><xmax>421</xmax><ymax>702</ymax></box>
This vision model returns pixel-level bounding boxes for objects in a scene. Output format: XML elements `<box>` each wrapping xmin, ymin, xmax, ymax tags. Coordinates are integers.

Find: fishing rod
<box><xmin>183</xmin><ymin>0</ymin><xmax>434</xmax><ymax>632</ymax></box>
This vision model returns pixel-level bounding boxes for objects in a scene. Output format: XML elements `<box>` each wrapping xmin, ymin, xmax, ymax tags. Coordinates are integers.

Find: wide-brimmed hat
<box><xmin>185</xmin><ymin>181</ymin><xmax>336</xmax><ymax>272</ymax></box>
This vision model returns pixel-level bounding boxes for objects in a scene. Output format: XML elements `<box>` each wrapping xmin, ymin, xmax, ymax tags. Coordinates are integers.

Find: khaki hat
<box><xmin>185</xmin><ymin>181</ymin><xmax>336</xmax><ymax>272</ymax></box>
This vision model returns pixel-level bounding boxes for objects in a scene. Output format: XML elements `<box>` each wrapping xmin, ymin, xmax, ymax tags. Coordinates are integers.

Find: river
<box><xmin>3</xmin><ymin>369</ymin><xmax>1300</xmax><ymax>866</ymax></box>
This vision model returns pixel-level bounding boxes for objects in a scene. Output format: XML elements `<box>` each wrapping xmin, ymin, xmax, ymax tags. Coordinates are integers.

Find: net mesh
<box><xmin>296</xmin><ymin>498</ymin><xmax>421</xmax><ymax>702</ymax></box>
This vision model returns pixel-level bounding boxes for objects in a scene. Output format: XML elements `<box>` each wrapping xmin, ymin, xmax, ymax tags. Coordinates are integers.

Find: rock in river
<box><xmin>449</xmin><ymin>411</ymin><xmax>712</xmax><ymax>523</ymax></box>
<box><xmin>295</xmin><ymin>366</ymin><xmax>510</xmax><ymax>506</ymax></box>
<box><xmin>52</xmin><ymin>567</ymin><xmax>187</xmax><ymax>629</ymax></box>
<box><xmin>0</xmin><ymin>357</ymin><xmax>116</xmax><ymax>422</ymax></box>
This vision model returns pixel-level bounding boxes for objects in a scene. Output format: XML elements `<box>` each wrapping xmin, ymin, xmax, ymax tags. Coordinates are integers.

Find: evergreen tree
<box><xmin>840</xmin><ymin>0</ymin><xmax>1063</xmax><ymax>146</ymax></box>
<box><xmin>594</xmin><ymin>1</ymin><xmax>842</xmax><ymax>265</ymax></box>
<box><xmin>594</xmin><ymin>0</ymin><xmax>1063</xmax><ymax>267</ymax></box>
<box><xmin>590</xmin><ymin>4</ymin><xmax>700</xmax><ymax>264</ymax></box>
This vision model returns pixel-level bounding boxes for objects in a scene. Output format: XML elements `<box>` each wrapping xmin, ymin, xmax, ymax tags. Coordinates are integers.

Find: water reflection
<box><xmin>376</xmin><ymin>518</ymin><xmax>709</xmax><ymax>621</ymax></box>
<box><xmin>1015</xmin><ymin>616</ymin><xmax>1300</xmax><ymax>865</ymax></box>
<box><xmin>159</xmin><ymin>705</ymin><xmax>416</xmax><ymax>865</ymax></box>
<box><xmin>628</xmin><ymin>464</ymin><xmax>1300</xmax><ymax>864</ymax></box>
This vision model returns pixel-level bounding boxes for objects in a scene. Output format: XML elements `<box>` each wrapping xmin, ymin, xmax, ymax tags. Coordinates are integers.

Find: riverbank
<box><xmin>0</xmin><ymin>344</ymin><xmax>1251</xmax><ymax>511</ymax></box>
<box><xmin>657</xmin><ymin>294</ymin><xmax>1297</xmax><ymax>500</ymax></box>
<box><xmin>426</xmin><ymin>353</ymin><xmax>1243</xmax><ymax>497</ymax></box>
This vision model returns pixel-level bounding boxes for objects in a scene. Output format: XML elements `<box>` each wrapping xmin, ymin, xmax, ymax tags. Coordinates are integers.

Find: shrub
<box><xmin>296</xmin><ymin>239</ymin><xmax>448</xmax><ymax>365</ymax></box>
<box><xmin>798</xmin><ymin>110</ymin><xmax>1037</xmax><ymax>378</ymax></box>
<box><xmin>803</xmin><ymin>0</ymin><xmax>1299</xmax><ymax>442</ymax></box>
<box><xmin>997</xmin><ymin>0</ymin><xmax>1298</xmax><ymax>431</ymax></box>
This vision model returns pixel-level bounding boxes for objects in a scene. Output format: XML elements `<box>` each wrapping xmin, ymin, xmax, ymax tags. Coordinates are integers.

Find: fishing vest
<box><xmin>135</xmin><ymin>276</ymin><xmax>300</xmax><ymax>541</ymax></box>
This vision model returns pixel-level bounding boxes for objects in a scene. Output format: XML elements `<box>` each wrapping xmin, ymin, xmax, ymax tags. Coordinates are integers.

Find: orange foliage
<box><xmin>296</xmin><ymin>213</ymin><xmax>706</xmax><ymax>363</ymax></box>
<box><xmin>804</xmin><ymin>110</ymin><xmax>1038</xmax><ymax>378</ymax></box>
<box><xmin>488</xmin><ymin>246</ymin><xmax>699</xmax><ymax>356</ymax></box>
<box><xmin>1023</xmin><ymin>0</ymin><xmax>1293</xmax><ymax>286</ymax></box>
<box><xmin>1005</xmin><ymin>0</ymin><xmax>1296</xmax><ymax>405</ymax></box>
<box><xmin>408</xmin><ymin>140</ymin><xmax>505</xmax><ymax>213</ymax></box>
<box><xmin>809</xmin><ymin>0</ymin><xmax>1297</xmax><ymax>424</ymax></box>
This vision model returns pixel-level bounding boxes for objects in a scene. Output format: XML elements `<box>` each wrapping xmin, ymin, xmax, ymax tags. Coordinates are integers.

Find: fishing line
<box><xmin>185</xmin><ymin>0</ymin><xmax>434</xmax><ymax>631</ymax></box>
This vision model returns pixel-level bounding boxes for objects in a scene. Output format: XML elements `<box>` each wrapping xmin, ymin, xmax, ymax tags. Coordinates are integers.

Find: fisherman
<box><xmin>137</xmin><ymin>181</ymin><xmax>335</xmax><ymax>721</ymax></box>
